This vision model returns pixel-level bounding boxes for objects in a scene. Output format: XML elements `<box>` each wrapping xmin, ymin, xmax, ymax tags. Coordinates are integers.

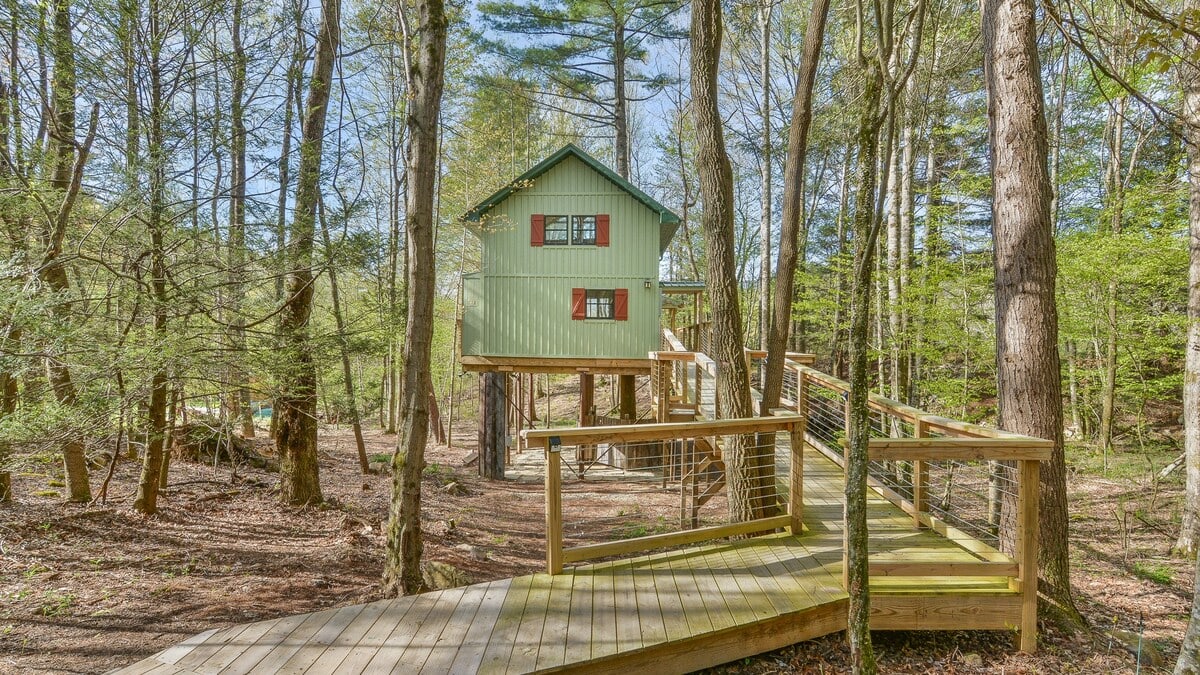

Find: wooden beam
<box><xmin>870</xmin><ymin>594</ymin><xmax>1021</xmax><ymax>631</ymax></box>
<box><xmin>869</xmin><ymin>560</ymin><xmax>1018</xmax><ymax>577</ymax></box>
<box><xmin>649</xmin><ymin>351</ymin><xmax>696</xmax><ymax>361</ymax></box>
<box><xmin>461</xmin><ymin>355</ymin><xmax>653</xmax><ymax>375</ymax></box>
<box><xmin>525</xmin><ymin>415</ymin><xmax>801</xmax><ymax>447</ymax></box>
<box><xmin>560</xmin><ymin>515</ymin><xmax>791</xmax><ymax>564</ymax></box>
<box><xmin>867</xmin><ymin>438</ymin><xmax>1053</xmax><ymax>462</ymax></box>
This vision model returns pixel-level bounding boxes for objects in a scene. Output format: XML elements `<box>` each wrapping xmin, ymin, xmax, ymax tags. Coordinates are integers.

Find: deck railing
<box><xmin>784</xmin><ymin>359</ymin><xmax>1046</xmax><ymax>651</ymax></box>
<box><xmin>524</xmin><ymin>415</ymin><xmax>804</xmax><ymax>575</ymax></box>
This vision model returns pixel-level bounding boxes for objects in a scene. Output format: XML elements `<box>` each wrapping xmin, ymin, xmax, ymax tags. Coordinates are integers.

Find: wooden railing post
<box><xmin>545</xmin><ymin>438</ymin><xmax>563</xmax><ymax>575</ymax></box>
<box><xmin>788</xmin><ymin>420</ymin><xmax>804</xmax><ymax>535</ymax></box>
<box><xmin>912</xmin><ymin>418</ymin><xmax>928</xmax><ymax>528</ymax></box>
<box><xmin>1015</xmin><ymin>458</ymin><xmax>1039</xmax><ymax>652</ymax></box>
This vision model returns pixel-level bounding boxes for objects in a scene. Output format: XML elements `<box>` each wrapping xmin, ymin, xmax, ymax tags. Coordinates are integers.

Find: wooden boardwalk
<box><xmin>112</xmin><ymin>448</ymin><xmax>1019</xmax><ymax>675</ymax></box>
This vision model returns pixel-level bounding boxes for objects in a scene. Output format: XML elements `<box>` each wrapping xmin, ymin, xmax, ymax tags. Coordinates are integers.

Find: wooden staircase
<box><xmin>681</xmin><ymin>436</ymin><xmax>727</xmax><ymax>527</ymax></box>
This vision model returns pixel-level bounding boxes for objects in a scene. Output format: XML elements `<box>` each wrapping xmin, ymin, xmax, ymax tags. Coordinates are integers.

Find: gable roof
<box><xmin>462</xmin><ymin>144</ymin><xmax>681</xmax><ymax>253</ymax></box>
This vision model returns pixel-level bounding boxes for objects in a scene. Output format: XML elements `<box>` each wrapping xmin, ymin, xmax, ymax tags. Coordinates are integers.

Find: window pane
<box><xmin>585</xmin><ymin>289</ymin><xmax>614</xmax><ymax>319</ymax></box>
<box><xmin>572</xmin><ymin>215</ymin><xmax>596</xmax><ymax>245</ymax></box>
<box><xmin>544</xmin><ymin>215</ymin><xmax>569</xmax><ymax>244</ymax></box>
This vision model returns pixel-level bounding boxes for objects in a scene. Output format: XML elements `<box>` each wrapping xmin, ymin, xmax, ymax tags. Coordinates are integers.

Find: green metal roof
<box><xmin>462</xmin><ymin>144</ymin><xmax>682</xmax><ymax>252</ymax></box>
<box><xmin>660</xmin><ymin>280</ymin><xmax>706</xmax><ymax>292</ymax></box>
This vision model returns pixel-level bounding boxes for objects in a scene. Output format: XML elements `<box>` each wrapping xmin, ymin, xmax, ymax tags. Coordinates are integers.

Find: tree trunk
<box><xmin>760</xmin><ymin>0</ymin><xmax>830</xmax><ymax>413</ymax></box>
<box><xmin>983</xmin><ymin>0</ymin><xmax>1082</xmax><ymax>627</ymax></box>
<box><xmin>134</xmin><ymin>1</ymin><xmax>169</xmax><ymax>514</ymax></box>
<box><xmin>613</xmin><ymin>21</ymin><xmax>629</xmax><ymax>179</ymax></box>
<box><xmin>690</xmin><ymin>0</ymin><xmax>764</xmax><ymax>521</ymax></box>
<box><xmin>1175</xmin><ymin>0</ymin><xmax>1200</xmax><ymax>561</ymax></box>
<box><xmin>228</xmin><ymin>0</ymin><xmax>254</xmax><ymax>439</ymax></box>
<box><xmin>846</xmin><ymin>58</ymin><xmax>883</xmax><ymax>675</ymax></box>
<box><xmin>275</xmin><ymin>0</ymin><xmax>341</xmax><ymax>506</ymax></box>
<box><xmin>318</xmin><ymin>199</ymin><xmax>370</xmax><ymax>474</ymax></box>
<box><xmin>757</xmin><ymin>0</ymin><xmax>772</xmax><ymax>352</ymax></box>
<box><xmin>384</xmin><ymin>0</ymin><xmax>448</xmax><ymax>596</ymax></box>
<box><xmin>42</xmin><ymin>0</ymin><xmax>89</xmax><ymax>503</ymax></box>
<box><xmin>479</xmin><ymin>372</ymin><xmax>506</xmax><ymax>479</ymax></box>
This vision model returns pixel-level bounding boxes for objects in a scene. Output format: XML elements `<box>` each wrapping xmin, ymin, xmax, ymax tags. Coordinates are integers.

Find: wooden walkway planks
<box><xmin>111</xmin><ymin>444</ymin><xmax>1018</xmax><ymax>675</ymax></box>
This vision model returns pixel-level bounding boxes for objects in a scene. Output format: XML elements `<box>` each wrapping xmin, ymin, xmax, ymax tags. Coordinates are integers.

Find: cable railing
<box><xmin>781</xmin><ymin>359</ymin><xmax>1046</xmax><ymax>650</ymax></box>
<box><xmin>525</xmin><ymin>415</ymin><xmax>803</xmax><ymax>573</ymax></box>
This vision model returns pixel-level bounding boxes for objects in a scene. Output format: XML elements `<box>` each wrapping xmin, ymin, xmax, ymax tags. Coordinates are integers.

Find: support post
<box><xmin>545</xmin><ymin>438</ymin><xmax>563</xmax><ymax>574</ymax></box>
<box><xmin>1015</xmin><ymin>458</ymin><xmax>1039</xmax><ymax>652</ymax></box>
<box><xmin>912</xmin><ymin>418</ymin><xmax>928</xmax><ymax>528</ymax></box>
<box><xmin>788</xmin><ymin>420</ymin><xmax>804</xmax><ymax>535</ymax></box>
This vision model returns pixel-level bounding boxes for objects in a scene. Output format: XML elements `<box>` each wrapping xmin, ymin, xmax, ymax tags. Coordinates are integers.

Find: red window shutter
<box><xmin>614</xmin><ymin>288</ymin><xmax>628</xmax><ymax>321</ymax></box>
<box><xmin>571</xmin><ymin>288</ymin><xmax>586</xmax><ymax>320</ymax></box>
<box><xmin>596</xmin><ymin>214</ymin><xmax>610</xmax><ymax>246</ymax></box>
<box><xmin>531</xmin><ymin>214</ymin><xmax>545</xmax><ymax>246</ymax></box>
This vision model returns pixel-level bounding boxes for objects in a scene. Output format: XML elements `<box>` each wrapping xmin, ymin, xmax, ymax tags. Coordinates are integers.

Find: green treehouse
<box><xmin>460</xmin><ymin>144</ymin><xmax>696</xmax><ymax>477</ymax></box>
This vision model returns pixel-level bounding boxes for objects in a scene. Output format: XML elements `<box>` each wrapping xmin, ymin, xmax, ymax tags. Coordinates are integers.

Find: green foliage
<box><xmin>1132</xmin><ymin>561</ymin><xmax>1174</xmax><ymax>585</ymax></box>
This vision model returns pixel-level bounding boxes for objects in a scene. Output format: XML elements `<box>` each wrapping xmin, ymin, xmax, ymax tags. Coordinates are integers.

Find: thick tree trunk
<box><xmin>479</xmin><ymin>372</ymin><xmax>506</xmax><ymax>479</ymax></box>
<box><xmin>690</xmin><ymin>0</ymin><xmax>765</xmax><ymax>521</ymax></box>
<box><xmin>846</xmin><ymin>59</ymin><xmax>883</xmax><ymax>675</ymax></box>
<box><xmin>760</xmin><ymin>0</ymin><xmax>830</xmax><ymax>413</ymax></box>
<box><xmin>1177</xmin><ymin>18</ymin><xmax>1200</xmax><ymax>675</ymax></box>
<box><xmin>618</xmin><ymin>374</ymin><xmax>636</xmax><ymax>420</ymax></box>
<box><xmin>42</xmin><ymin>0</ymin><xmax>89</xmax><ymax>503</ymax></box>
<box><xmin>1176</xmin><ymin>0</ymin><xmax>1200</xmax><ymax>561</ymax></box>
<box><xmin>275</xmin><ymin>0</ymin><xmax>341</xmax><ymax>506</ymax></box>
<box><xmin>384</xmin><ymin>0</ymin><xmax>448</xmax><ymax>596</ymax></box>
<box><xmin>983</xmin><ymin>0</ymin><xmax>1082</xmax><ymax>628</ymax></box>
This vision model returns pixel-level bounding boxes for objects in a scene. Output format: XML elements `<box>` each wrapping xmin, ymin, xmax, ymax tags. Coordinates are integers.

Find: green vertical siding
<box><xmin>463</xmin><ymin>155</ymin><xmax>664</xmax><ymax>360</ymax></box>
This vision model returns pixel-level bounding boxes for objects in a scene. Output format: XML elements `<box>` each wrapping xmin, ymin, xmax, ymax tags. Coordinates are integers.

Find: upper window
<box><xmin>572</xmin><ymin>216</ymin><xmax>596</xmax><ymax>245</ymax></box>
<box><xmin>544</xmin><ymin>215</ymin><xmax>569</xmax><ymax>245</ymax></box>
<box><xmin>585</xmin><ymin>289</ymin><xmax>615</xmax><ymax>319</ymax></box>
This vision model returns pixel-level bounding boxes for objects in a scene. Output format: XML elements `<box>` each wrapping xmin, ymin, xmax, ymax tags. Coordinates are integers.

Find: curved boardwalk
<box><xmin>112</xmin><ymin>449</ymin><xmax>1019</xmax><ymax>675</ymax></box>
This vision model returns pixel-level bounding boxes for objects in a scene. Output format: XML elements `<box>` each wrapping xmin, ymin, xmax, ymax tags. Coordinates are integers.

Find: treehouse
<box><xmin>459</xmin><ymin>144</ymin><xmax>688</xmax><ymax>476</ymax></box>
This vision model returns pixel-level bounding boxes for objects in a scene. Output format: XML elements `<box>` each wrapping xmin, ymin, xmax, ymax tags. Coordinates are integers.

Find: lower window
<box><xmin>585</xmin><ymin>289</ymin><xmax>615</xmax><ymax>319</ymax></box>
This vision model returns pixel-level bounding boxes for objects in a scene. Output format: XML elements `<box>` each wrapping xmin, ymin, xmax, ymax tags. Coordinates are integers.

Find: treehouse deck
<box><xmin>112</xmin><ymin>446</ymin><xmax>1024</xmax><ymax>675</ymax></box>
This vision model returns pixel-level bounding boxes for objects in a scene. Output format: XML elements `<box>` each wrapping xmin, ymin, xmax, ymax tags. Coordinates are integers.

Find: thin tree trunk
<box><xmin>134</xmin><ymin>0</ymin><xmax>169</xmax><ymax>514</ymax></box>
<box><xmin>757</xmin><ymin>0</ymin><xmax>772</xmax><ymax>352</ymax></box>
<box><xmin>846</xmin><ymin>56</ymin><xmax>883</xmax><ymax>675</ymax></box>
<box><xmin>384</xmin><ymin>0</ymin><xmax>448</xmax><ymax>596</ymax></box>
<box><xmin>983</xmin><ymin>0</ymin><xmax>1083</xmax><ymax>628</ymax></box>
<box><xmin>760</xmin><ymin>0</ymin><xmax>830</xmax><ymax>412</ymax></box>
<box><xmin>613</xmin><ymin>20</ymin><xmax>629</xmax><ymax>179</ymax></box>
<box><xmin>229</xmin><ymin>0</ymin><xmax>254</xmax><ymax>438</ymax></box>
<box><xmin>275</xmin><ymin>0</ymin><xmax>341</xmax><ymax>506</ymax></box>
<box><xmin>318</xmin><ymin>199</ymin><xmax>370</xmax><ymax>474</ymax></box>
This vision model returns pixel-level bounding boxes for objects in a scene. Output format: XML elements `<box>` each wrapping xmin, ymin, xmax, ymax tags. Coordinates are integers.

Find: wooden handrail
<box><xmin>866</xmin><ymin>437</ymin><xmax>1052</xmax><ymax>462</ymax></box>
<box><xmin>793</xmin><ymin>362</ymin><xmax>1050</xmax><ymax>444</ymax></box>
<box><xmin>523</xmin><ymin>415</ymin><xmax>800</xmax><ymax>446</ymax></box>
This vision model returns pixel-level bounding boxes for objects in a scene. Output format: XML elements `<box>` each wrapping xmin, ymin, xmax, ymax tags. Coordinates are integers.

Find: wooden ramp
<box><xmin>112</xmin><ymin>449</ymin><xmax>1020</xmax><ymax>675</ymax></box>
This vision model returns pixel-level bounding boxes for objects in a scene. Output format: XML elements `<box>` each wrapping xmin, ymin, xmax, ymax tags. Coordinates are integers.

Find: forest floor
<box><xmin>0</xmin><ymin>377</ymin><xmax>1194</xmax><ymax>674</ymax></box>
